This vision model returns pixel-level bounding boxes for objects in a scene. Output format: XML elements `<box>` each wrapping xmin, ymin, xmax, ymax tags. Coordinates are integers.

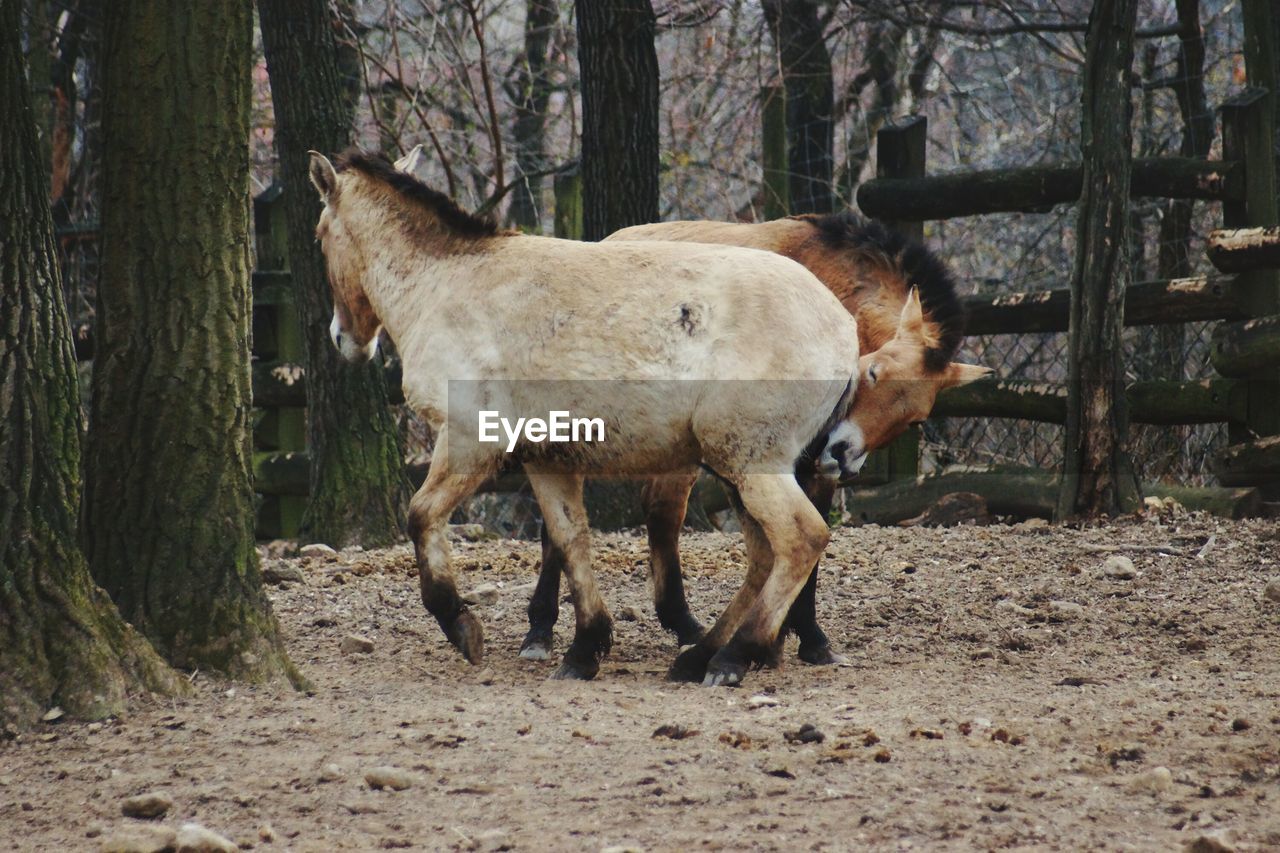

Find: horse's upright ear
<box><xmin>308</xmin><ymin>151</ymin><xmax>337</xmax><ymax>200</ymax></box>
<box><xmin>895</xmin><ymin>286</ymin><xmax>925</xmax><ymax>341</ymax></box>
<box><xmin>941</xmin><ymin>362</ymin><xmax>993</xmax><ymax>388</ymax></box>
<box><xmin>393</xmin><ymin>144</ymin><xmax>427</xmax><ymax>178</ymax></box>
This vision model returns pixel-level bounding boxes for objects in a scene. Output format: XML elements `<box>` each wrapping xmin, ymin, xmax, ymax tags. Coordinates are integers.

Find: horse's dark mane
<box><xmin>333</xmin><ymin>148</ymin><xmax>500</xmax><ymax>239</ymax></box>
<box><xmin>803</xmin><ymin>211</ymin><xmax>964</xmax><ymax>372</ymax></box>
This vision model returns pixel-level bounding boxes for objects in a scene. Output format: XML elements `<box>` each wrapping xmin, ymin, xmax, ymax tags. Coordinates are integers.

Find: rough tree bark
<box><xmin>1056</xmin><ymin>0</ymin><xmax>1142</xmax><ymax>519</ymax></box>
<box><xmin>762</xmin><ymin>0</ymin><xmax>835</xmax><ymax>215</ymax></box>
<box><xmin>575</xmin><ymin>0</ymin><xmax>660</xmax><ymax>240</ymax></box>
<box><xmin>0</xmin><ymin>0</ymin><xmax>181</xmax><ymax>729</ymax></box>
<box><xmin>259</xmin><ymin>0</ymin><xmax>409</xmax><ymax>548</ymax></box>
<box><xmin>84</xmin><ymin>0</ymin><xmax>302</xmax><ymax>684</ymax></box>
<box><xmin>508</xmin><ymin>0</ymin><xmax>560</xmax><ymax>230</ymax></box>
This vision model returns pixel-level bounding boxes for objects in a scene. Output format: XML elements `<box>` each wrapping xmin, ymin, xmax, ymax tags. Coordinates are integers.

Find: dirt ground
<box><xmin>3</xmin><ymin>511</ymin><xmax>1279</xmax><ymax>851</ymax></box>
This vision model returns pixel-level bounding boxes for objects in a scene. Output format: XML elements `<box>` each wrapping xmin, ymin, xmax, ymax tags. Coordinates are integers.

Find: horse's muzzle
<box><xmin>330</xmin><ymin>314</ymin><xmax>379</xmax><ymax>363</ymax></box>
<box><xmin>817</xmin><ymin>421</ymin><xmax>867</xmax><ymax>482</ymax></box>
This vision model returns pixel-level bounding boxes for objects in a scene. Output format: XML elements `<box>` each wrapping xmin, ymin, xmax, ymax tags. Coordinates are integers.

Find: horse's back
<box><xmin>478</xmin><ymin>235</ymin><xmax>859</xmax><ymax>382</ymax></box>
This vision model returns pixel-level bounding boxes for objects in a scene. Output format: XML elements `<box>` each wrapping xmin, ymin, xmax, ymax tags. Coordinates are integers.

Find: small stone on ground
<box><xmin>121</xmin><ymin>792</ymin><xmax>172</xmax><ymax>819</ymax></box>
<box><xmin>299</xmin><ymin>543</ymin><xmax>338</xmax><ymax>560</ymax></box>
<box><xmin>364</xmin><ymin>766</ymin><xmax>416</xmax><ymax>791</ymax></box>
<box><xmin>174</xmin><ymin>822</ymin><xmax>238</xmax><ymax>852</ymax></box>
<box><xmin>340</xmin><ymin>635</ymin><xmax>375</xmax><ymax>655</ymax></box>
<box><xmin>1103</xmin><ymin>555</ymin><xmax>1137</xmax><ymax>580</ymax></box>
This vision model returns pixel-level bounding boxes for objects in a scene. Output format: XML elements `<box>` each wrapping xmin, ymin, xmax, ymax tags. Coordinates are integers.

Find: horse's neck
<box><xmin>355</xmin><ymin>221</ymin><xmax>486</xmax><ymax>341</ymax></box>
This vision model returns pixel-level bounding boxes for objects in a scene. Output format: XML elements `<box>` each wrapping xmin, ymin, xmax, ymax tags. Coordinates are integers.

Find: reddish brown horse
<box><xmin>521</xmin><ymin>214</ymin><xmax>986</xmax><ymax>672</ymax></box>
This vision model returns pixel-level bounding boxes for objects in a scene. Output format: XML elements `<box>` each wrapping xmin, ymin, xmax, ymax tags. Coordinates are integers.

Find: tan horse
<box><xmin>309</xmin><ymin>148</ymin><xmax>877</xmax><ymax>686</ymax></box>
<box><xmin>522</xmin><ymin>215</ymin><xmax>988</xmax><ymax>671</ymax></box>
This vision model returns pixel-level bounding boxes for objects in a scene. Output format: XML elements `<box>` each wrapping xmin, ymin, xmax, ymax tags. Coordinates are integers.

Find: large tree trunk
<box><xmin>508</xmin><ymin>0</ymin><xmax>559</xmax><ymax>231</ymax></box>
<box><xmin>1056</xmin><ymin>0</ymin><xmax>1142</xmax><ymax>519</ymax></box>
<box><xmin>84</xmin><ymin>0</ymin><xmax>301</xmax><ymax>684</ymax></box>
<box><xmin>259</xmin><ymin>0</ymin><xmax>409</xmax><ymax>548</ymax></box>
<box><xmin>575</xmin><ymin>0</ymin><xmax>659</xmax><ymax>241</ymax></box>
<box><xmin>0</xmin><ymin>0</ymin><xmax>181</xmax><ymax>730</ymax></box>
<box><xmin>762</xmin><ymin>0</ymin><xmax>835</xmax><ymax>215</ymax></box>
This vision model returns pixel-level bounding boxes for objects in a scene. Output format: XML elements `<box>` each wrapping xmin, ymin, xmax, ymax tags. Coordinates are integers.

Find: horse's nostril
<box><xmin>828</xmin><ymin>441</ymin><xmax>849</xmax><ymax>459</ymax></box>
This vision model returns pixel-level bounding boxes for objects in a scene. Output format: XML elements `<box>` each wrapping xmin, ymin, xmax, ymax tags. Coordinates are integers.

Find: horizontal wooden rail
<box><xmin>933</xmin><ymin>377</ymin><xmax>1244</xmax><ymax>425</ymax></box>
<box><xmin>963</xmin><ymin>275</ymin><xmax>1245</xmax><ymax>335</ymax></box>
<box><xmin>1210</xmin><ymin>313</ymin><xmax>1280</xmax><ymax>376</ymax></box>
<box><xmin>253</xmin><ymin>451</ymin><xmax>309</xmax><ymax>496</ymax></box>
<box><xmin>857</xmin><ymin>157</ymin><xmax>1242</xmax><ymax>221</ymax></box>
<box><xmin>1207</xmin><ymin>227</ymin><xmax>1280</xmax><ymax>273</ymax></box>
<box><xmin>842</xmin><ymin>466</ymin><xmax>1261</xmax><ymax>523</ymax></box>
<box><xmin>1214</xmin><ymin>435</ymin><xmax>1280</xmax><ymax>487</ymax></box>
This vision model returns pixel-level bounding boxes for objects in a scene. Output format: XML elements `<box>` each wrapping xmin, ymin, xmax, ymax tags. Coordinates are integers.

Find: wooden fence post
<box><xmin>872</xmin><ymin>116</ymin><xmax>926</xmax><ymax>482</ymax></box>
<box><xmin>761</xmin><ymin>85</ymin><xmax>789</xmax><ymax>220</ymax></box>
<box><xmin>554</xmin><ymin>166</ymin><xmax>583</xmax><ymax>240</ymax></box>
<box><xmin>1219</xmin><ymin>2</ymin><xmax>1280</xmax><ymax>454</ymax></box>
<box><xmin>252</xmin><ymin>184</ymin><xmax>307</xmax><ymax>538</ymax></box>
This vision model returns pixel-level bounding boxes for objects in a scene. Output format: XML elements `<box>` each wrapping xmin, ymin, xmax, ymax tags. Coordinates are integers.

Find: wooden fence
<box><xmin>840</xmin><ymin>87</ymin><xmax>1279</xmax><ymax>523</ymax></box>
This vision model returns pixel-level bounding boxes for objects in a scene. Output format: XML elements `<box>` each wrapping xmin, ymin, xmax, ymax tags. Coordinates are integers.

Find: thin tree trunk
<box><xmin>85</xmin><ymin>0</ymin><xmax>302</xmax><ymax>684</ymax></box>
<box><xmin>1056</xmin><ymin>0</ymin><xmax>1142</xmax><ymax>519</ymax></box>
<box><xmin>762</xmin><ymin>0</ymin><xmax>835</xmax><ymax>215</ymax></box>
<box><xmin>259</xmin><ymin>0</ymin><xmax>410</xmax><ymax>548</ymax></box>
<box><xmin>508</xmin><ymin>0</ymin><xmax>559</xmax><ymax>231</ymax></box>
<box><xmin>575</xmin><ymin>0</ymin><xmax>660</xmax><ymax>240</ymax></box>
<box><xmin>0</xmin><ymin>0</ymin><xmax>181</xmax><ymax>729</ymax></box>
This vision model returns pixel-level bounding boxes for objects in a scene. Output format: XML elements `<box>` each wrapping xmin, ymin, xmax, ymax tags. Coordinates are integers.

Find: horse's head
<box><xmin>308</xmin><ymin>151</ymin><xmax>382</xmax><ymax>363</ymax></box>
<box><xmin>820</xmin><ymin>288</ymin><xmax>989</xmax><ymax>480</ymax></box>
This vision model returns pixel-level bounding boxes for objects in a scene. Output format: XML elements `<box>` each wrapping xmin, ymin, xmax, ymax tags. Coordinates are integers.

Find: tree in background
<box><xmin>83</xmin><ymin>0</ymin><xmax>301</xmax><ymax>683</ymax></box>
<box><xmin>575</xmin><ymin>0</ymin><xmax>660</xmax><ymax>240</ymax></box>
<box><xmin>763</xmin><ymin>0</ymin><xmax>835</xmax><ymax>214</ymax></box>
<box><xmin>0</xmin><ymin>0</ymin><xmax>181</xmax><ymax>728</ymax></box>
<box><xmin>259</xmin><ymin>0</ymin><xmax>410</xmax><ymax>549</ymax></box>
<box><xmin>507</xmin><ymin>0</ymin><xmax>561</xmax><ymax>230</ymax></box>
<box><xmin>1057</xmin><ymin>0</ymin><xmax>1142</xmax><ymax>519</ymax></box>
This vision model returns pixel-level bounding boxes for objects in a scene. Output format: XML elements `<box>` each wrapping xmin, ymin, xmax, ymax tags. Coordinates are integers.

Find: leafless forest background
<box><xmin>39</xmin><ymin>0</ymin><xmax>1250</xmax><ymax>503</ymax></box>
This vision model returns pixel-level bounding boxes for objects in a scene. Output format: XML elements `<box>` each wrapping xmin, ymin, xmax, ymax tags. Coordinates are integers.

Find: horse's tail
<box><xmin>798</xmin><ymin>375</ymin><xmax>857</xmax><ymax>470</ymax></box>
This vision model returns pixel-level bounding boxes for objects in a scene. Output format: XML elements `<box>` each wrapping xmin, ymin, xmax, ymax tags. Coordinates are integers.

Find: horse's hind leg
<box><xmin>704</xmin><ymin>475</ymin><xmax>830</xmax><ymax>687</ymax></box>
<box><xmin>519</xmin><ymin>521</ymin><xmax>563</xmax><ymax>660</ymax></box>
<box><xmin>642</xmin><ymin>470</ymin><xmax>705</xmax><ymax>646</ymax></box>
<box><xmin>409</xmin><ymin>434</ymin><xmax>496</xmax><ymax>665</ymax></box>
<box><xmin>527</xmin><ymin>471</ymin><xmax>612</xmax><ymax>680</ymax></box>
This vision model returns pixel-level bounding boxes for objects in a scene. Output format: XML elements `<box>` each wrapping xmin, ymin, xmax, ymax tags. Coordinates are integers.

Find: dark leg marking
<box><xmin>643</xmin><ymin>474</ymin><xmax>706</xmax><ymax>646</ymax></box>
<box><xmin>520</xmin><ymin>521</ymin><xmax>563</xmax><ymax>660</ymax></box>
<box><xmin>421</xmin><ymin>577</ymin><xmax>484</xmax><ymax>665</ymax></box>
<box><xmin>667</xmin><ymin>641</ymin><xmax>716</xmax><ymax>683</ymax></box>
<box><xmin>552</xmin><ymin>613</ymin><xmax>613</xmax><ymax>681</ymax></box>
<box><xmin>786</xmin><ymin>466</ymin><xmax>844</xmax><ymax>666</ymax></box>
<box><xmin>703</xmin><ymin>634</ymin><xmax>772</xmax><ymax>687</ymax></box>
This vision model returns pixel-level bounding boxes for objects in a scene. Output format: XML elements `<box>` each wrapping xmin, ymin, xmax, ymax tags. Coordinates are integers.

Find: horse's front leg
<box><xmin>519</xmin><ymin>521</ymin><xmax>563</xmax><ymax>660</ymax></box>
<box><xmin>527</xmin><ymin>470</ymin><xmax>612</xmax><ymax>680</ymax></box>
<box><xmin>668</xmin><ymin>482</ymin><xmax>773</xmax><ymax>682</ymax></box>
<box><xmin>778</xmin><ymin>469</ymin><xmax>845</xmax><ymax>666</ymax></box>
<box><xmin>642</xmin><ymin>470</ymin><xmax>705</xmax><ymax>646</ymax></box>
<box><xmin>702</xmin><ymin>475</ymin><xmax>830</xmax><ymax>687</ymax></box>
<box><xmin>409</xmin><ymin>433</ymin><xmax>496</xmax><ymax>664</ymax></box>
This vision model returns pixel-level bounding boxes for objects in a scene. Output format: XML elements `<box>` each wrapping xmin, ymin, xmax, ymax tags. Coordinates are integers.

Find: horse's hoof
<box><xmin>550</xmin><ymin>653</ymin><xmax>599</xmax><ymax>680</ymax></box>
<box><xmin>448</xmin><ymin>610</ymin><xmax>485</xmax><ymax>664</ymax></box>
<box><xmin>666</xmin><ymin>644</ymin><xmax>713</xmax><ymax>683</ymax></box>
<box><xmin>702</xmin><ymin>652</ymin><xmax>747</xmax><ymax>688</ymax></box>
<box><xmin>519</xmin><ymin>632</ymin><xmax>553</xmax><ymax>661</ymax></box>
<box><xmin>797</xmin><ymin>644</ymin><xmax>846</xmax><ymax>666</ymax></box>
